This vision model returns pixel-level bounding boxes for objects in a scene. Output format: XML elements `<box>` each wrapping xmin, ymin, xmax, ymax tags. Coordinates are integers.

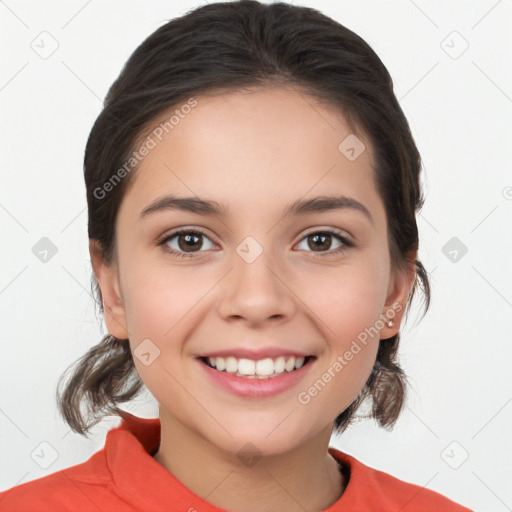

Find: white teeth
<box><xmin>294</xmin><ymin>356</ymin><xmax>305</xmax><ymax>369</ymax></box>
<box><xmin>238</xmin><ymin>358</ymin><xmax>256</xmax><ymax>375</ymax></box>
<box><xmin>274</xmin><ymin>356</ymin><xmax>285</xmax><ymax>373</ymax></box>
<box><xmin>225</xmin><ymin>356</ymin><xmax>238</xmax><ymax>373</ymax></box>
<box><xmin>255</xmin><ymin>358</ymin><xmax>274</xmax><ymax>376</ymax></box>
<box><xmin>204</xmin><ymin>354</ymin><xmax>309</xmax><ymax>378</ymax></box>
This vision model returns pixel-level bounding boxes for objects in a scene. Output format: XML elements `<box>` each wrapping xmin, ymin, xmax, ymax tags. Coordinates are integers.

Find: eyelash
<box><xmin>158</xmin><ymin>227</ymin><xmax>354</xmax><ymax>259</ymax></box>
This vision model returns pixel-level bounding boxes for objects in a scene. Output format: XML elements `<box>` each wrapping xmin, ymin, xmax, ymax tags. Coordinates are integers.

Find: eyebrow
<box><xmin>139</xmin><ymin>194</ymin><xmax>373</xmax><ymax>224</ymax></box>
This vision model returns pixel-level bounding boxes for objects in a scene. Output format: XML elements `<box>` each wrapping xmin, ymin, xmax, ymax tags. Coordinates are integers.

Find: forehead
<box><xmin>118</xmin><ymin>86</ymin><xmax>384</xmax><ymax>227</ymax></box>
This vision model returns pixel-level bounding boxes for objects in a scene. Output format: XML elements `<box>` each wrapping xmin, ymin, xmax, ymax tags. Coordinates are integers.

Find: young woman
<box><xmin>0</xmin><ymin>1</ymin><xmax>472</xmax><ymax>510</ymax></box>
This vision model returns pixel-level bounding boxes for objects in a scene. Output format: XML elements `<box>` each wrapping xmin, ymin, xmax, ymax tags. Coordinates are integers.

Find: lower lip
<box><xmin>198</xmin><ymin>357</ymin><xmax>315</xmax><ymax>398</ymax></box>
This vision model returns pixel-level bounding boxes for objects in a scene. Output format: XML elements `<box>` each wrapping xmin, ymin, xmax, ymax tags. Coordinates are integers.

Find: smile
<box><xmin>200</xmin><ymin>355</ymin><xmax>313</xmax><ymax>379</ymax></box>
<box><xmin>197</xmin><ymin>355</ymin><xmax>316</xmax><ymax>398</ymax></box>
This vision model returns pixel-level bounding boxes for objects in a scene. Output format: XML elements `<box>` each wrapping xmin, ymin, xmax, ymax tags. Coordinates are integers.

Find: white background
<box><xmin>1</xmin><ymin>1</ymin><xmax>511</xmax><ymax>511</ymax></box>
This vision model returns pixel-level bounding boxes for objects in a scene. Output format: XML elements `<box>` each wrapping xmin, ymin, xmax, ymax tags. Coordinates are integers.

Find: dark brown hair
<box><xmin>56</xmin><ymin>0</ymin><xmax>430</xmax><ymax>436</ymax></box>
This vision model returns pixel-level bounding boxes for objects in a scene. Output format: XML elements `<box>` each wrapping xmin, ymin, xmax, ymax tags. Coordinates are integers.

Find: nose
<box><xmin>217</xmin><ymin>248</ymin><xmax>297</xmax><ymax>326</ymax></box>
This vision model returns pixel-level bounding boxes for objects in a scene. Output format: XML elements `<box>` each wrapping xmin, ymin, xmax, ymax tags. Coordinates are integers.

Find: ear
<box><xmin>89</xmin><ymin>239</ymin><xmax>129</xmax><ymax>340</ymax></box>
<box><xmin>380</xmin><ymin>252</ymin><xmax>417</xmax><ymax>339</ymax></box>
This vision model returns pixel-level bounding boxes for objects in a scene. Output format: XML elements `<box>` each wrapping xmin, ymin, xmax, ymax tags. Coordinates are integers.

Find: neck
<box><xmin>152</xmin><ymin>410</ymin><xmax>346</xmax><ymax>512</ymax></box>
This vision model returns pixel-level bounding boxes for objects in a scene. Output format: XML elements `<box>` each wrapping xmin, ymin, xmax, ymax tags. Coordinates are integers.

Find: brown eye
<box><xmin>176</xmin><ymin>232</ymin><xmax>203</xmax><ymax>252</ymax></box>
<box><xmin>160</xmin><ymin>229</ymin><xmax>216</xmax><ymax>258</ymax></box>
<box><xmin>307</xmin><ymin>233</ymin><xmax>332</xmax><ymax>251</ymax></box>
<box><xmin>296</xmin><ymin>229</ymin><xmax>353</xmax><ymax>257</ymax></box>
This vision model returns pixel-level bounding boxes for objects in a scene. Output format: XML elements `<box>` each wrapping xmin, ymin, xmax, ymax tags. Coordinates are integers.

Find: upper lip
<box><xmin>198</xmin><ymin>347</ymin><xmax>313</xmax><ymax>360</ymax></box>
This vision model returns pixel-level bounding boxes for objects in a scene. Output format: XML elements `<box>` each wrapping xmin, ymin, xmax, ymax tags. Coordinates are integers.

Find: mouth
<box><xmin>198</xmin><ymin>354</ymin><xmax>316</xmax><ymax>379</ymax></box>
<box><xmin>197</xmin><ymin>354</ymin><xmax>316</xmax><ymax>398</ymax></box>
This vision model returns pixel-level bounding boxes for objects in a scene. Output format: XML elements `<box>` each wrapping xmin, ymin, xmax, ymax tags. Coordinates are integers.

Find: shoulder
<box><xmin>329</xmin><ymin>447</ymin><xmax>473</xmax><ymax>511</ymax></box>
<box><xmin>0</xmin><ymin>449</ymin><xmax>121</xmax><ymax>512</ymax></box>
<box><xmin>0</xmin><ymin>414</ymin><xmax>163</xmax><ymax>512</ymax></box>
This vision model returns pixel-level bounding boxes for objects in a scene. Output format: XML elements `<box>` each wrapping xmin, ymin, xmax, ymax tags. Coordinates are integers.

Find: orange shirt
<box><xmin>0</xmin><ymin>412</ymin><xmax>472</xmax><ymax>511</ymax></box>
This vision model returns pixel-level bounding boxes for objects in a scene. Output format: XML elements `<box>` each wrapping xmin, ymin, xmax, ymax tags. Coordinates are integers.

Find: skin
<box><xmin>90</xmin><ymin>86</ymin><xmax>416</xmax><ymax>512</ymax></box>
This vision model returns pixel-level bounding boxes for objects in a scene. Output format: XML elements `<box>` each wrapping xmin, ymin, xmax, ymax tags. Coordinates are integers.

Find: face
<box><xmin>93</xmin><ymin>86</ymin><xmax>413</xmax><ymax>457</ymax></box>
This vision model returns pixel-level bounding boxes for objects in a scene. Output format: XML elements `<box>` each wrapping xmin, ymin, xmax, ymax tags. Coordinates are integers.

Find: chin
<box><xmin>201</xmin><ymin>415</ymin><xmax>315</xmax><ymax>458</ymax></box>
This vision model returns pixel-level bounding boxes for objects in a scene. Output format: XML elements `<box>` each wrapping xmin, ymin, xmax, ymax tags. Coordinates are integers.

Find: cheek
<box><xmin>297</xmin><ymin>342</ymin><xmax>378</xmax><ymax>427</ymax></box>
<box><xmin>293</xmin><ymin>257</ymin><xmax>386</xmax><ymax>416</ymax></box>
<box><xmin>302</xmin><ymin>256</ymin><xmax>389</xmax><ymax>342</ymax></box>
<box><xmin>121</xmin><ymin>258</ymin><xmax>206</xmax><ymax>340</ymax></box>
<box><xmin>121</xmin><ymin>264</ymin><xmax>214</xmax><ymax>390</ymax></box>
